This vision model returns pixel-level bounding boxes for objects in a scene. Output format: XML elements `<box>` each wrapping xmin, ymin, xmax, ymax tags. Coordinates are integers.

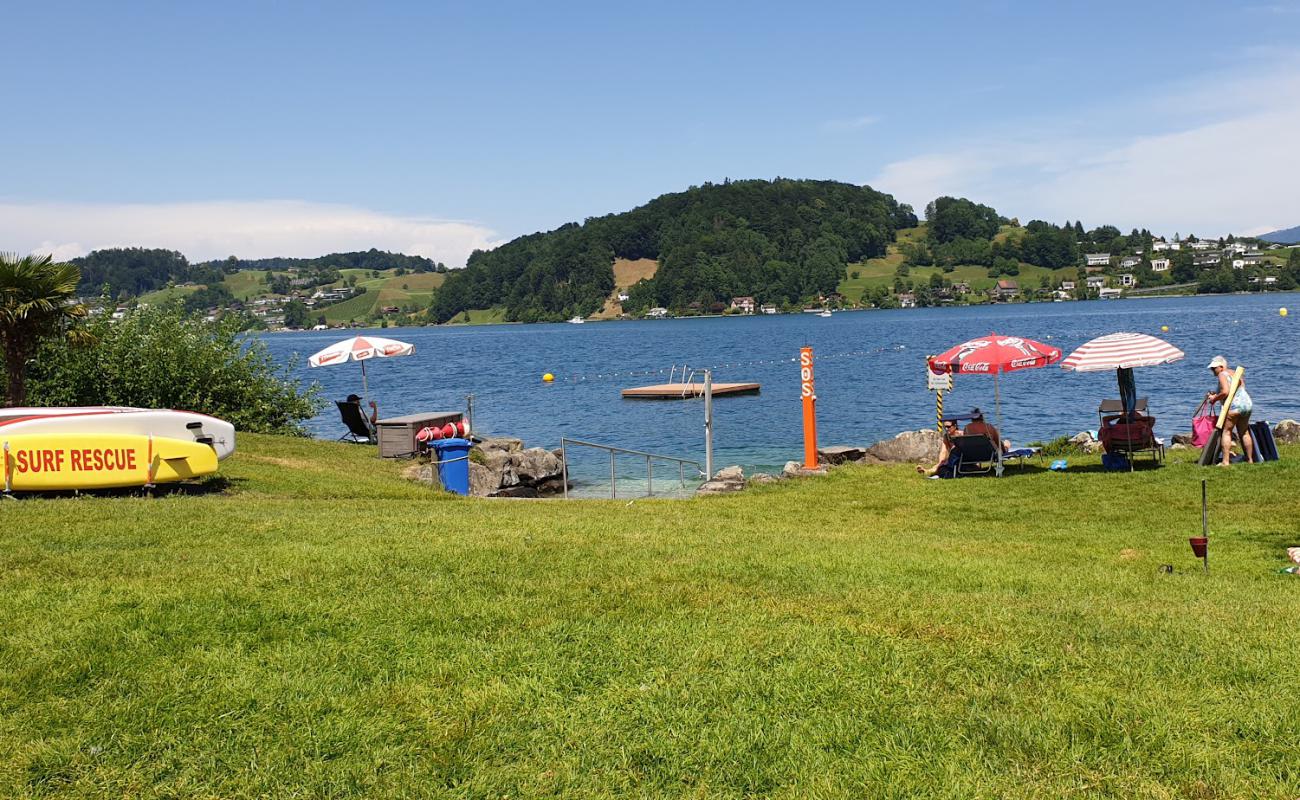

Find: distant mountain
<box><xmin>1258</xmin><ymin>226</ymin><xmax>1300</xmax><ymax>245</ymax></box>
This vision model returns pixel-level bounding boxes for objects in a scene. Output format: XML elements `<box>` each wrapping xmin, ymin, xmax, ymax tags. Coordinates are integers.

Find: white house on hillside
<box><xmin>1151</xmin><ymin>258</ymin><xmax>1170</xmax><ymax>272</ymax></box>
<box><xmin>1085</xmin><ymin>253</ymin><xmax>1111</xmax><ymax>266</ymax></box>
<box><xmin>1086</xmin><ymin>275</ymin><xmax>1106</xmax><ymax>289</ymax></box>
<box><xmin>1120</xmin><ymin>273</ymin><xmax>1136</xmax><ymax>287</ymax></box>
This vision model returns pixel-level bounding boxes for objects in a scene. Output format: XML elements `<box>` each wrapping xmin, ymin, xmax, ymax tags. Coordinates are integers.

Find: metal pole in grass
<box><xmin>1189</xmin><ymin>478</ymin><xmax>1209</xmax><ymax>571</ymax></box>
<box><xmin>704</xmin><ymin>369</ymin><xmax>714</xmax><ymax>480</ymax></box>
<box><xmin>610</xmin><ymin>450</ymin><xmax>616</xmax><ymax>500</ymax></box>
<box><xmin>560</xmin><ymin>439</ymin><xmax>569</xmax><ymax>500</ymax></box>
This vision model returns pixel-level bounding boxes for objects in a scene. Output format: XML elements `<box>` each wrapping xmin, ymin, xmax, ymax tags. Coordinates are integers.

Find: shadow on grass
<box><xmin>1</xmin><ymin>475</ymin><xmax>234</xmax><ymax>501</ymax></box>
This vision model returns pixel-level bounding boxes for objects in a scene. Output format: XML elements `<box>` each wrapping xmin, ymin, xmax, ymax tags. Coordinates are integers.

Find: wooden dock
<box><xmin>621</xmin><ymin>382</ymin><xmax>761</xmax><ymax>399</ymax></box>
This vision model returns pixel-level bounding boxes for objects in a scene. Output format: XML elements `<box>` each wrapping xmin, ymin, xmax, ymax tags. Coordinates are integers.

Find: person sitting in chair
<box><xmin>963</xmin><ymin>407</ymin><xmax>1009</xmax><ymax>452</ymax></box>
<box><xmin>917</xmin><ymin>418</ymin><xmax>962</xmax><ymax>477</ymax></box>
<box><xmin>346</xmin><ymin>394</ymin><xmax>378</xmax><ymax>427</ymax></box>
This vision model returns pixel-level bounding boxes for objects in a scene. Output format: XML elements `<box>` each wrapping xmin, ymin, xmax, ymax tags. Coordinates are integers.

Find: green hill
<box><xmin>431</xmin><ymin>179</ymin><xmax>918</xmax><ymax>324</ymax></box>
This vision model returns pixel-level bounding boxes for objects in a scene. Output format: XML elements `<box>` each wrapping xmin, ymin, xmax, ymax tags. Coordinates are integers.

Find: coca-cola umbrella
<box><xmin>927</xmin><ymin>333</ymin><xmax>1063</xmax><ymax>431</ymax></box>
<box><xmin>1060</xmin><ymin>332</ymin><xmax>1185</xmax><ymax>416</ymax></box>
<box><xmin>308</xmin><ymin>335</ymin><xmax>415</xmax><ymax>398</ymax></box>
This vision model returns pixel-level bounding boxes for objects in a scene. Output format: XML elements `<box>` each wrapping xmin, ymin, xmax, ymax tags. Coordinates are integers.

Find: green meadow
<box><xmin>2</xmin><ymin>434</ymin><xmax>1298</xmax><ymax>798</ymax></box>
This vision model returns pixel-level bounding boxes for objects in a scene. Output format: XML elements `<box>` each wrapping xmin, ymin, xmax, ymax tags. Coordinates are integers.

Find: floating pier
<box><xmin>621</xmin><ymin>382</ymin><xmax>761</xmax><ymax>399</ymax></box>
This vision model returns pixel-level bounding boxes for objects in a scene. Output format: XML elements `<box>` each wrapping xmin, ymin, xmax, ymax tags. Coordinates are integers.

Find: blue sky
<box><xmin>3</xmin><ymin>0</ymin><xmax>1298</xmax><ymax>264</ymax></box>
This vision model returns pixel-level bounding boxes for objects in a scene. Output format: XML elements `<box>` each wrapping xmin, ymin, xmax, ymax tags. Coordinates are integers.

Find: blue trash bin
<box><xmin>432</xmin><ymin>438</ymin><xmax>472</xmax><ymax>495</ymax></box>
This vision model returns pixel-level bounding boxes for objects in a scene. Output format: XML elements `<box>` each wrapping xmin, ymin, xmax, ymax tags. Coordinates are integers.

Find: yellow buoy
<box><xmin>1282</xmin><ymin>307</ymin><xmax>1289</xmax><ymax>317</ymax></box>
<box><xmin>1160</xmin><ymin>325</ymin><xmax>1169</xmax><ymax>332</ymax></box>
<box><xmin>542</xmin><ymin>373</ymin><xmax>554</xmax><ymax>382</ymax></box>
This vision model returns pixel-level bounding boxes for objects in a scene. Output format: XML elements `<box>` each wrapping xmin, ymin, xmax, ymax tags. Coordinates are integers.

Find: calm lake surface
<box><xmin>262</xmin><ymin>293</ymin><xmax>1298</xmax><ymax>494</ymax></box>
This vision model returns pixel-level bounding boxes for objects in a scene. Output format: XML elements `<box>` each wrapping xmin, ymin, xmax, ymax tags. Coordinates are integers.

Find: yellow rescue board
<box><xmin>2</xmin><ymin>433</ymin><xmax>218</xmax><ymax>491</ymax></box>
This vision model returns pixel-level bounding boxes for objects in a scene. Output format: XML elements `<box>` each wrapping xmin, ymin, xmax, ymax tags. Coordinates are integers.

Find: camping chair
<box><xmin>1098</xmin><ymin>397</ymin><xmax>1148</xmax><ymax>425</ymax></box>
<box><xmin>335</xmin><ymin>400</ymin><xmax>377</xmax><ymax>444</ymax></box>
<box><xmin>951</xmin><ymin>434</ymin><xmax>1004</xmax><ymax>477</ymax></box>
<box><xmin>1098</xmin><ymin>413</ymin><xmax>1164</xmax><ymax>469</ymax></box>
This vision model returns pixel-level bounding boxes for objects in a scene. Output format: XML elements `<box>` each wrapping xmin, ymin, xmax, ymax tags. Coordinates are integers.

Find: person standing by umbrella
<box><xmin>1206</xmin><ymin>355</ymin><xmax>1255</xmax><ymax>466</ymax></box>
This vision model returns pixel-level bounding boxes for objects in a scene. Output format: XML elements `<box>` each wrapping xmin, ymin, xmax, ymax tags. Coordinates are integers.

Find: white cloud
<box><xmin>0</xmin><ymin>200</ymin><xmax>505</xmax><ymax>267</ymax></box>
<box><xmin>870</xmin><ymin>55</ymin><xmax>1300</xmax><ymax>236</ymax></box>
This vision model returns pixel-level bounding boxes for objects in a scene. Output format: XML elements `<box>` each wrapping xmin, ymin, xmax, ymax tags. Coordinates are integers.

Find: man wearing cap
<box><xmin>1205</xmin><ymin>356</ymin><xmax>1255</xmax><ymax>465</ymax></box>
<box><xmin>963</xmin><ymin>407</ymin><xmax>1005</xmax><ymax>451</ymax></box>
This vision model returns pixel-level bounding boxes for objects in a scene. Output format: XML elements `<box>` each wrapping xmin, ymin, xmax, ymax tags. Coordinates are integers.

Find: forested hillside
<box><xmin>73</xmin><ymin>247</ymin><xmax>441</xmax><ymax>298</ymax></box>
<box><xmin>429</xmin><ymin>179</ymin><xmax>917</xmax><ymax>322</ymax></box>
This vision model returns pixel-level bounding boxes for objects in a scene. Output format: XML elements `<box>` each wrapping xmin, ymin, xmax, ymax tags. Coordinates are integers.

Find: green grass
<box><xmin>447</xmin><ymin>306</ymin><xmax>508</xmax><ymax>324</ymax></box>
<box><xmin>320</xmin><ymin>289</ymin><xmax>380</xmax><ymax>324</ymax></box>
<box><xmin>221</xmin><ymin>270</ymin><xmax>277</xmax><ymax>301</ymax></box>
<box><xmin>137</xmin><ymin>284</ymin><xmax>200</xmax><ymax>306</ymax></box>
<box><xmin>3</xmin><ymin>434</ymin><xmax>1299</xmax><ymax>797</ymax></box>
<box><xmin>838</xmin><ymin>225</ymin><xmax>1077</xmax><ymax>303</ymax></box>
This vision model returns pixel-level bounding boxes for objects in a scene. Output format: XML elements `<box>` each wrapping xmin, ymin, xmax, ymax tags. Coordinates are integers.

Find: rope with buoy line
<box><xmin>541</xmin><ymin>343</ymin><xmax>911</xmax><ymax>386</ymax></box>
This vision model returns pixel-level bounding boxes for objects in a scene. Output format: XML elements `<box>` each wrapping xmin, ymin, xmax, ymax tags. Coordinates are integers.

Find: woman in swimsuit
<box><xmin>918</xmin><ymin>418</ymin><xmax>961</xmax><ymax>477</ymax></box>
<box><xmin>1205</xmin><ymin>355</ymin><xmax>1255</xmax><ymax>466</ymax></box>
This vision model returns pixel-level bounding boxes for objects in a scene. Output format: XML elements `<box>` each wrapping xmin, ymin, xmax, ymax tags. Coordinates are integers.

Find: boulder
<box><xmin>712</xmin><ymin>465</ymin><xmax>745</xmax><ymax>483</ymax></box>
<box><xmin>748</xmin><ymin>472</ymin><xmax>779</xmax><ymax>485</ymax></box>
<box><xmin>493</xmin><ymin>485</ymin><xmax>540</xmax><ymax>499</ymax></box>
<box><xmin>1070</xmin><ymin>431</ymin><xmax>1105</xmax><ymax>454</ymax></box>
<box><xmin>478</xmin><ymin>437</ymin><xmax>523</xmax><ymax>453</ymax></box>
<box><xmin>818</xmin><ymin>445</ymin><xmax>865</xmax><ymax>465</ymax></box>
<box><xmin>696</xmin><ymin>480</ymin><xmax>742</xmax><ymax>495</ymax></box>
<box><xmin>782</xmin><ymin>460</ymin><xmax>828</xmax><ymax>478</ymax></box>
<box><xmin>865</xmin><ymin>429</ymin><xmax>943</xmax><ymax>464</ymax></box>
<box><xmin>1275</xmin><ymin>419</ymin><xmax>1300</xmax><ymax>444</ymax></box>
<box><xmin>468</xmin><ymin>462</ymin><xmax>498</xmax><ymax>496</ymax></box>
<box><xmin>514</xmin><ymin>447</ymin><xmax>563</xmax><ymax>485</ymax></box>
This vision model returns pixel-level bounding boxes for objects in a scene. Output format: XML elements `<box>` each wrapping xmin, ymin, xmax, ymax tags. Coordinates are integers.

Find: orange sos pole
<box><xmin>800</xmin><ymin>347</ymin><xmax>818</xmax><ymax>469</ymax></box>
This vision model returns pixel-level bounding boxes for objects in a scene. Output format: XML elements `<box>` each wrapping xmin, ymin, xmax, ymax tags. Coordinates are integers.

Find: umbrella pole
<box><xmin>361</xmin><ymin>359</ymin><xmax>369</xmax><ymax>399</ymax></box>
<box><xmin>995</xmin><ymin>370</ymin><xmax>1002</xmax><ymax>434</ymax></box>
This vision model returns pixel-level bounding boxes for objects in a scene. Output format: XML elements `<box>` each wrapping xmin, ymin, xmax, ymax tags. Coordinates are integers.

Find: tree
<box><xmin>283</xmin><ymin>300</ymin><xmax>310</xmax><ymax>329</ymax></box>
<box><xmin>26</xmin><ymin>304</ymin><xmax>320</xmax><ymax>434</ymax></box>
<box><xmin>0</xmin><ymin>254</ymin><xmax>92</xmax><ymax>406</ymax></box>
<box><xmin>925</xmin><ymin>197</ymin><xmax>1001</xmax><ymax>244</ymax></box>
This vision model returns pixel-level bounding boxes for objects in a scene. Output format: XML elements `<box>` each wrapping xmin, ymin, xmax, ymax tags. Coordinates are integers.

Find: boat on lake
<box><xmin>568</xmin><ymin>316</ymin><xmax>585</xmax><ymax>324</ymax></box>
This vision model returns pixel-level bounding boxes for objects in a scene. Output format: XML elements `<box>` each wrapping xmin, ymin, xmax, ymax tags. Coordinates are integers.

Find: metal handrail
<box><xmin>559</xmin><ymin>437</ymin><xmax>705</xmax><ymax>499</ymax></box>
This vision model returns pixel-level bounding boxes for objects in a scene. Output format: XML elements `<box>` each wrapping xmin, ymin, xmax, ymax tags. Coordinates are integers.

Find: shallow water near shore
<box><xmin>261</xmin><ymin>293</ymin><xmax>1299</xmax><ymax>494</ymax></box>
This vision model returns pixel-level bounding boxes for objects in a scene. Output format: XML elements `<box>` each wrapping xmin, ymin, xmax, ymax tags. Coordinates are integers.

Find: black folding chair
<box><xmin>335</xmin><ymin>400</ymin><xmax>377</xmax><ymax>444</ymax></box>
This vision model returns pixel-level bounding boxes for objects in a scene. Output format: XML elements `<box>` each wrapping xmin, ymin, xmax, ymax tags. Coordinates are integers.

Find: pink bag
<box><xmin>1191</xmin><ymin>401</ymin><xmax>1217</xmax><ymax>447</ymax></box>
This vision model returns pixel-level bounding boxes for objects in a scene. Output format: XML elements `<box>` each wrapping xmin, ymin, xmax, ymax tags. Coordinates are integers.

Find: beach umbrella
<box><xmin>928</xmin><ymin>333</ymin><xmax>1062</xmax><ymax>430</ymax></box>
<box><xmin>1060</xmin><ymin>332</ymin><xmax>1184</xmax><ymax>415</ymax></box>
<box><xmin>308</xmin><ymin>335</ymin><xmax>415</xmax><ymax>397</ymax></box>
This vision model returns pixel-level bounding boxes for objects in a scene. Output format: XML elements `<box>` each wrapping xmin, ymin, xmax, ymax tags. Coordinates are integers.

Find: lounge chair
<box><xmin>951</xmin><ymin>433</ymin><xmax>1004</xmax><ymax>477</ymax></box>
<box><xmin>1098</xmin><ymin>397</ymin><xmax>1148</xmax><ymax>418</ymax></box>
<box><xmin>335</xmin><ymin>400</ymin><xmax>376</xmax><ymax>444</ymax></box>
<box><xmin>1098</xmin><ymin>413</ymin><xmax>1164</xmax><ymax>468</ymax></box>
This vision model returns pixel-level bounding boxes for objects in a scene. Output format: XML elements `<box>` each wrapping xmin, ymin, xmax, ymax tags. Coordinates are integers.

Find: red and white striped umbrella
<box><xmin>1060</xmin><ymin>332</ymin><xmax>1184</xmax><ymax>372</ymax></box>
<box><xmin>308</xmin><ymin>335</ymin><xmax>415</xmax><ymax>397</ymax></box>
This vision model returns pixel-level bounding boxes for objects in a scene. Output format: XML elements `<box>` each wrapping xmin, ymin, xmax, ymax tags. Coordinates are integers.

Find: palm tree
<box><xmin>0</xmin><ymin>252</ymin><xmax>90</xmax><ymax>406</ymax></box>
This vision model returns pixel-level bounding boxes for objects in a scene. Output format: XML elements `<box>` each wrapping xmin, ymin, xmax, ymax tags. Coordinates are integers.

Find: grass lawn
<box><xmin>136</xmin><ymin>284</ymin><xmax>201</xmax><ymax>306</ymax></box>
<box><xmin>447</xmin><ymin>306</ymin><xmax>508</xmax><ymax>325</ymax></box>
<box><xmin>221</xmin><ymin>270</ymin><xmax>278</xmax><ymax>301</ymax></box>
<box><xmin>3</xmin><ymin>434</ymin><xmax>1299</xmax><ymax>797</ymax></box>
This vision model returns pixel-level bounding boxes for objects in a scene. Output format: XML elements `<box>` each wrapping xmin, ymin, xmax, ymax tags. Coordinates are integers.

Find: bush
<box><xmin>26</xmin><ymin>304</ymin><xmax>322</xmax><ymax>435</ymax></box>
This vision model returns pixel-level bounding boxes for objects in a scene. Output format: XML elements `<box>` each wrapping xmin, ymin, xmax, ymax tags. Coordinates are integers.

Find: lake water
<box><xmin>262</xmin><ymin>293</ymin><xmax>1299</xmax><ymax>494</ymax></box>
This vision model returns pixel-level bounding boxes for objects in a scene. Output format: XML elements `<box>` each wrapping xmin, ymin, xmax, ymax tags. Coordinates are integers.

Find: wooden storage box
<box><xmin>376</xmin><ymin>411</ymin><xmax>464</xmax><ymax>458</ymax></box>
